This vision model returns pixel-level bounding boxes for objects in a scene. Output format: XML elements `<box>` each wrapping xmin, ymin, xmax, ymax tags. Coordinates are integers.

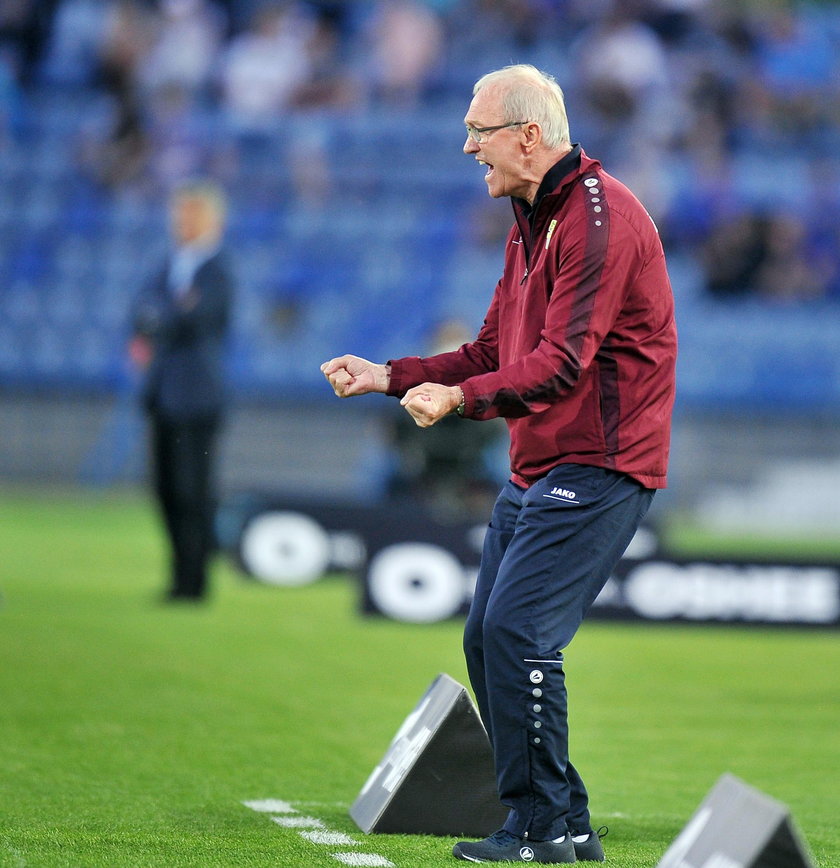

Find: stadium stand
<box><xmin>2</xmin><ymin>0</ymin><xmax>840</xmax><ymax>492</ymax></box>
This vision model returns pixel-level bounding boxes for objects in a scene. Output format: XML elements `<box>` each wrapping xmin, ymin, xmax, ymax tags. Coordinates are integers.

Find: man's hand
<box><xmin>321</xmin><ymin>355</ymin><xmax>390</xmax><ymax>397</ymax></box>
<box><xmin>401</xmin><ymin>383</ymin><xmax>463</xmax><ymax>427</ymax></box>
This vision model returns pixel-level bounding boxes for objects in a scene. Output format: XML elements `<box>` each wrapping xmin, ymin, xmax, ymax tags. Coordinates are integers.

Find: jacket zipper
<box><xmin>515</xmin><ymin>198</ymin><xmax>543</xmax><ymax>285</ymax></box>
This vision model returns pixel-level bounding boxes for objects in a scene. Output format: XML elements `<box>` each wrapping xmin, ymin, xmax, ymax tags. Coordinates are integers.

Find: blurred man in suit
<box><xmin>129</xmin><ymin>180</ymin><xmax>234</xmax><ymax>601</ymax></box>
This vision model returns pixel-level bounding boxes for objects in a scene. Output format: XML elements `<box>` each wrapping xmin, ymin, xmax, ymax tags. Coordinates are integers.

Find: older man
<box><xmin>323</xmin><ymin>64</ymin><xmax>677</xmax><ymax>863</ymax></box>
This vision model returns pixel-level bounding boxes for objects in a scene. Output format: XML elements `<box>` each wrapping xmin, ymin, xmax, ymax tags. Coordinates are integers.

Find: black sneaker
<box><xmin>453</xmin><ymin>829</ymin><xmax>577</xmax><ymax>863</ymax></box>
<box><xmin>571</xmin><ymin>826</ymin><xmax>608</xmax><ymax>862</ymax></box>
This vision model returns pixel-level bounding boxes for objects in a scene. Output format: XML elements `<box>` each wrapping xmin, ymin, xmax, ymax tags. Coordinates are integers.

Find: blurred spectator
<box><xmin>573</xmin><ymin>4</ymin><xmax>670</xmax><ymax>127</ymax></box>
<box><xmin>359</xmin><ymin>0</ymin><xmax>445</xmax><ymax>106</ymax></box>
<box><xmin>80</xmin><ymin>0</ymin><xmax>156</xmax><ymax>189</ymax></box>
<box><xmin>138</xmin><ymin>0</ymin><xmax>227</xmax><ymax>100</ymax></box>
<box><xmin>701</xmin><ymin>212</ymin><xmax>772</xmax><ymax>299</ymax></box>
<box><xmin>290</xmin><ymin>8</ymin><xmax>361</xmax><ymax>111</ymax></box>
<box><xmin>751</xmin><ymin>214</ymin><xmax>831</xmax><ymax>304</ymax></box>
<box><xmin>129</xmin><ymin>180</ymin><xmax>234</xmax><ymax>602</ymax></box>
<box><xmin>217</xmin><ymin>3</ymin><xmax>350</xmax><ymax>205</ymax></box>
<box><xmin>701</xmin><ymin>211</ymin><xmax>830</xmax><ymax>303</ymax></box>
<box><xmin>217</xmin><ymin>2</ymin><xmax>314</xmax><ymax>135</ymax></box>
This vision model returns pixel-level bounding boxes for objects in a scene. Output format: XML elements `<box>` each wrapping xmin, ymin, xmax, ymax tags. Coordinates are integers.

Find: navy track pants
<box><xmin>463</xmin><ymin>463</ymin><xmax>654</xmax><ymax>841</ymax></box>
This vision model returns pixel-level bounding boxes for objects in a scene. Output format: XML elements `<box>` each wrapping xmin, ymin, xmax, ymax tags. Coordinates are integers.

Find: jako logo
<box><xmin>546</xmin><ymin>487</ymin><xmax>577</xmax><ymax>501</ymax></box>
<box><xmin>519</xmin><ymin>846</ymin><xmax>535</xmax><ymax>861</ymax></box>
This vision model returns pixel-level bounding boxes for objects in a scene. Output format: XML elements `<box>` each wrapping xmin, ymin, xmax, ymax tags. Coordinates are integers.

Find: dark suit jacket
<box><xmin>132</xmin><ymin>250</ymin><xmax>234</xmax><ymax>421</ymax></box>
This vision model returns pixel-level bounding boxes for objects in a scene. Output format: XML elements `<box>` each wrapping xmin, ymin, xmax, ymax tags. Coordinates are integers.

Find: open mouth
<box><xmin>478</xmin><ymin>159</ymin><xmax>494</xmax><ymax>179</ymax></box>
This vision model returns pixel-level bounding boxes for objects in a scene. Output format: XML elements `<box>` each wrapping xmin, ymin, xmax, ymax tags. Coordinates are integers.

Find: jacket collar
<box><xmin>513</xmin><ymin>143</ymin><xmax>582</xmax><ymax>227</ymax></box>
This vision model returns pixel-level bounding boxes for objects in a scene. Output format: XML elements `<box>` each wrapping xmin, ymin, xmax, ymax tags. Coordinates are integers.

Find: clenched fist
<box><xmin>401</xmin><ymin>383</ymin><xmax>463</xmax><ymax>427</ymax></box>
<box><xmin>321</xmin><ymin>355</ymin><xmax>390</xmax><ymax>397</ymax></box>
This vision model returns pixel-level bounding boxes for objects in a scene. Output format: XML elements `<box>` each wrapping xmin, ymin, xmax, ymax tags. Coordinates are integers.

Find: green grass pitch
<box><xmin>1</xmin><ymin>490</ymin><xmax>838</xmax><ymax>867</ymax></box>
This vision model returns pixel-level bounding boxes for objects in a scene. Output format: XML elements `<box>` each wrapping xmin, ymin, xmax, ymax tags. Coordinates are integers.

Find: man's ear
<box><xmin>521</xmin><ymin>121</ymin><xmax>542</xmax><ymax>152</ymax></box>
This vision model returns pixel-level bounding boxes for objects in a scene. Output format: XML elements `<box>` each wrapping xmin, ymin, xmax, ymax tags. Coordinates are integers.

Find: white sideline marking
<box><xmin>301</xmin><ymin>831</ymin><xmax>360</xmax><ymax>846</ymax></box>
<box><xmin>331</xmin><ymin>854</ymin><xmax>394</xmax><ymax>867</ymax></box>
<box><xmin>245</xmin><ymin>796</ymin><xmax>395</xmax><ymax>867</ymax></box>
<box><xmin>242</xmin><ymin>799</ymin><xmax>296</xmax><ymax>814</ymax></box>
<box><xmin>271</xmin><ymin>815</ymin><xmax>325</xmax><ymax>829</ymax></box>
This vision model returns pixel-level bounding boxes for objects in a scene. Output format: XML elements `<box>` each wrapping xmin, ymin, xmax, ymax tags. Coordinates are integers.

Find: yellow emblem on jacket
<box><xmin>545</xmin><ymin>219</ymin><xmax>558</xmax><ymax>250</ymax></box>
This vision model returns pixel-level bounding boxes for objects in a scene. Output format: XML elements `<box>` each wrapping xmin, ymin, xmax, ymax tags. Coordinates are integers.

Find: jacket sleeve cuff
<box><xmin>385</xmin><ymin>357</ymin><xmax>424</xmax><ymax>397</ymax></box>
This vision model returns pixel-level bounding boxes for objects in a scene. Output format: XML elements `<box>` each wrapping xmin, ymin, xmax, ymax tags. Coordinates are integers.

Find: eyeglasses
<box><xmin>465</xmin><ymin>121</ymin><xmax>528</xmax><ymax>144</ymax></box>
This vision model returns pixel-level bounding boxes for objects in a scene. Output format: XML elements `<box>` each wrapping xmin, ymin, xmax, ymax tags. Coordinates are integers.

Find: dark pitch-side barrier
<box><xmin>350</xmin><ymin>673</ymin><xmax>506</xmax><ymax>837</ymax></box>
<box><xmin>218</xmin><ymin>495</ymin><xmax>840</xmax><ymax>628</ymax></box>
<box><xmin>657</xmin><ymin>773</ymin><xmax>815</xmax><ymax>868</ymax></box>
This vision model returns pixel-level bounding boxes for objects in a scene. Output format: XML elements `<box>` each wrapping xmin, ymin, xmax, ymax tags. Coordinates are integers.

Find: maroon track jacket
<box><xmin>387</xmin><ymin>146</ymin><xmax>677</xmax><ymax>490</ymax></box>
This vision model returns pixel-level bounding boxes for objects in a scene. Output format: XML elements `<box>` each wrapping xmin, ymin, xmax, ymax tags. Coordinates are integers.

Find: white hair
<box><xmin>473</xmin><ymin>64</ymin><xmax>571</xmax><ymax>149</ymax></box>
